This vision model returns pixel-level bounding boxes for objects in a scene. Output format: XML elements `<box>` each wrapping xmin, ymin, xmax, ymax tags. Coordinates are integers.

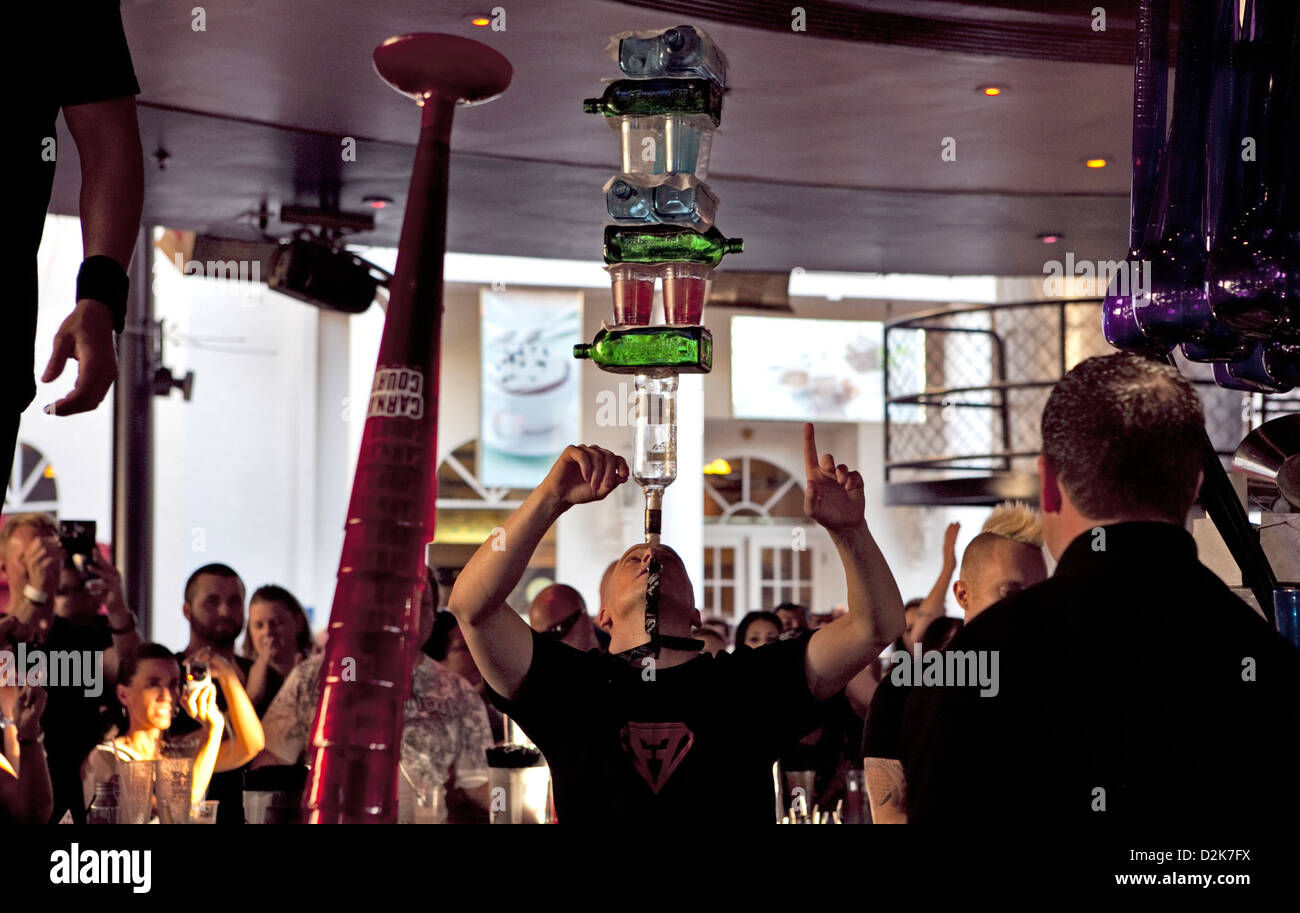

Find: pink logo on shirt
<box><xmin>621</xmin><ymin>722</ymin><xmax>694</xmax><ymax>794</ymax></box>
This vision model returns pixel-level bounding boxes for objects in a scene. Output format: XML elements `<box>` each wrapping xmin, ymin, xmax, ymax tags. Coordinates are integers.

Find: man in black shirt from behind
<box><xmin>449</xmin><ymin>424</ymin><xmax>905</xmax><ymax>823</ymax></box>
<box><xmin>900</xmin><ymin>352</ymin><xmax>1300</xmax><ymax>825</ymax></box>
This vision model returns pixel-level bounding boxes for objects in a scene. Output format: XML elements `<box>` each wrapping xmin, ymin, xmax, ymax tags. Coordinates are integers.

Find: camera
<box><xmin>58</xmin><ymin>520</ymin><xmax>104</xmax><ymax>595</ymax></box>
<box><xmin>183</xmin><ymin>660</ymin><xmax>210</xmax><ymax>693</ymax></box>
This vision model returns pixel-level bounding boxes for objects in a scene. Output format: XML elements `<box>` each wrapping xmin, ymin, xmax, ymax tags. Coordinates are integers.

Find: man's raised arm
<box><xmin>801</xmin><ymin>424</ymin><xmax>906</xmax><ymax>701</ymax></box>
<box><xmin>448</xmin><ymin>444</ymin><xmax>628</xmax><ymax>699</ymax></box>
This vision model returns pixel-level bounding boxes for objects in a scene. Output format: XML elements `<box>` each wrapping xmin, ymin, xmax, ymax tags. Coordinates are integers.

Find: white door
<box><xmin>703</xmin><ymin>525</ymin><xmax>817</xmax><ymax>623</ymax></box>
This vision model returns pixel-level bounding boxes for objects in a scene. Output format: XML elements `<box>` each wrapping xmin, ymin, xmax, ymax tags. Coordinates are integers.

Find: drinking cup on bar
<box><xmin>190</xmin><ymin>800</ymin><xmax>219</xmax><ymax>824</ymax></box>
<box><xmin>414</xmin><ymin>785</ymin><xmax>447</xmax><ymax>824</ymax></box>
<box><xmin>608</xmin><ymin>263</ymin><xmax>656</xmax><ymax>326</ymax></box>
<box><xmin>155</xmin><ymin>757</ymin><xmax>195</xmax><ymax>824</ymax></box>
<box><xmin>661</xmin><ymin>262</ymin><xmax>712</xmax><ymax>325</ymax></box>
<box><xmin>118</xmin><ymin>759</ymin><xmax>155</xmax><ymax>824</ymax></box>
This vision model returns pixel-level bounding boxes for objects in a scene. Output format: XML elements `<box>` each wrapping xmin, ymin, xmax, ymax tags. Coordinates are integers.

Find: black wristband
<box><xmin>76</xmin><ymin>256</ymin><xmax>129</xmax><ymax>334</ymax></box>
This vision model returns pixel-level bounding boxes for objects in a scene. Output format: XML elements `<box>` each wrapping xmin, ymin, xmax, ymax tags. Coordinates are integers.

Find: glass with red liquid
<box><xmin>608</xmin><ymin>263</ymin><xmax>655</xmax><ymax>325</ymax></box>
<box><xmin>662</xmin><ymin>262</ymin><xmax>712</xmax><ymax>325</ymax></box>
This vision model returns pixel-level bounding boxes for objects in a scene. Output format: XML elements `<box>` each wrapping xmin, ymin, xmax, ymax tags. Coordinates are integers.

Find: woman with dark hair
<box><xmin>81</xmin><ymin>642</ymin><xmax>264</xmax><ymax>815</ymax></box>
<box><xmin>734</xmin><ymin>610</ymin><xmax>783</xmax><ymax>650</ymax></box>
<box><xmin>240</xmin><ymin>584</ymin><xmax>312</xmax><ymax>712</ymax></box>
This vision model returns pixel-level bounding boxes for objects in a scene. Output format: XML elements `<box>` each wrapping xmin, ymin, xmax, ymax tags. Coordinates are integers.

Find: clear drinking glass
<box><xmin>155</xmin><ymin>757</ymin><xmax>195</xmax><ymax>824</ymax></box>
<box><xmin>118</xmin><ymin>759</ymin><xmax>156</xmax><ymax>824</ymax></box>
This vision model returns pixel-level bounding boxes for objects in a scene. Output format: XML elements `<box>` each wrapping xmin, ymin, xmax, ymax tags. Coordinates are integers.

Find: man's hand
<box><xmin>942</xmin><ymin>521</ymin><xmax>961</xmax><ymax>571</ymax></box>
<box><xmin>42</xmin><ymin>299</ymin><xmax>119</xmax><ymax>416</ymax></box>
<box><xmin>92</xmin><ymin>553</ymin><xmax>124</xmax><ymax>605</ymax></box>
<box><xmin>802</xmin><ymin>423</ymin><xmax>866</xmax><ymax>534</ymax></box>
<box><xmin>542</xmin><ymin>445</ymin><xmax>629</xmax><ymax>508</ymax></box>
<box><xmin>24</xmin><ymin>534</ymin><xmax>65</xmax><ymax>598</ymax></box>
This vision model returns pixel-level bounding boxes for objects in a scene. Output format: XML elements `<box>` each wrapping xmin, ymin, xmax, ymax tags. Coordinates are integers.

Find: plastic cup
<box><xmin>118</xmin><ymin>760</ymin><xmax>156</xmax><ymax>824</ymax></box>
<box><xmin>155</xmin><ymin>757</ymin><xmax>195</xmax><ymax>824</ymax></box>
<box><xmin>662</xmin><ymin>262</ymin><xmax>712</xmax><ymax>325</ymax></box>
<box><xmin>608</xmin><ymin>263</ymin><xmax>655</xmax><ymax>326</ymax></box>
<box><xmin>190</xmin><ymin>800</ymin><xmax>219</xmax><ymax>824</ymax></box>
<box><xmin>414</xmin><ymin>785</ymin><xmax>446</xmax><ymax>824</ymax></box>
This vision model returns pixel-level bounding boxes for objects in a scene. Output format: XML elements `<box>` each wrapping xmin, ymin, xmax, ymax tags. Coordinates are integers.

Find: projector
<box><xmin>267</xmin><ymin>236</ymin><xmax>389</xmax><ymax>314</ymax></box>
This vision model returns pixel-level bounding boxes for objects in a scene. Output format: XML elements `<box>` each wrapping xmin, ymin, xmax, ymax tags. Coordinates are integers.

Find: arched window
<box><xmin>703</xmin><ymin>456</ymin><xmax>805</xmax><ymax>523</ymax></box>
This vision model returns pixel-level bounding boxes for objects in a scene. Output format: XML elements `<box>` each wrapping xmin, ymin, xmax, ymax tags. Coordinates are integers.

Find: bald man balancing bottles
<box><xmin>448</xmin><ymin>424</ymin><xmax>905</xmax><ymax>822</ymax></box>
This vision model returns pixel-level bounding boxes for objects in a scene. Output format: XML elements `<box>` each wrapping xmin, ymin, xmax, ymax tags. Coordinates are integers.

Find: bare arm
<box><xmin>909</xmin><ymin>522</ymin><xmax>960</xmax><ymax>650</ymax></box>
<box><xmin>449</xmin><ymin>445</ymin><xmax>628</xmax><ymax>700</ymax></box>
<box><xmin>801</xmin><ymin>424</ymin><xmax>906</xmax><ymax>701</ymax></box>
<box><xmin>864</xmin><ymin>757</ymin><xmax>909</xmax><ymax>824</ymax></box>
<box><xmin>0</xmin><ymin>688</ymin><xmax>53</xmax><ymax>824</ymax></box>
<box><xmin>206</xmin><ymin>655</ymin><xmax>265</xmax><ymax>771</ymax></box>
<box><xmin>183</xmin><ymin>683</ymin><xmax>225</xmax><ymax>805</ymax></box>
<box><xmin>46</xmin><ymin>96</ymin><xmax>144</xmax><ymax>416</ymax></box>
<box><xmin>96</xmin><ymin>555</ymin><xmax>141</xmax><ymax>685</ymax></box>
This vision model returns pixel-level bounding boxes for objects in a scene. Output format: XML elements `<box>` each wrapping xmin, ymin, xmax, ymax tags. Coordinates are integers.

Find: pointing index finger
<box><xmin>803</xmin><ymin>423</ymin><xmax>820</xmax><ymax>478</ymax></box>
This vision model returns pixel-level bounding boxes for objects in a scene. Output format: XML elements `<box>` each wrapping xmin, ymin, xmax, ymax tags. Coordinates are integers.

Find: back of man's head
<box><xmin>1041</xmin><ymin>352</ymin><xmax>1204</xmax><ymax>524</ymax></box>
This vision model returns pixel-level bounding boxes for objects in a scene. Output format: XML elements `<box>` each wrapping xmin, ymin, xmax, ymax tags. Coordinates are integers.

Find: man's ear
<box><xmin>182</xmin><ymin>604</ymin><xmax>192</xmax><ymax>624</ymax></box>
<box><xmin>1038</xmin><ymin>454</ymin><xmax>1063</xmax><ymax>514</ymax></box>
<box><xmin>953</xmin><ymin>579</ymin><xmax>970</xmax><ymax>612</ymax></box>
<box><xmin>691</xmin><ymin>608</ymin><xmax>702</xmax><ymax>630</ymax></box>
<box><xmin>595</xmin><ymin>606</ymin><xmax>614</xmax><ymax>633</ymax></box>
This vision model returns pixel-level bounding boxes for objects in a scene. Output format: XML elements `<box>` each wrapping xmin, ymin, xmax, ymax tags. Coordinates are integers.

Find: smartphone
<box><xmin>58</xmin><ymin>520</ymin><xmax>100</xmax><ymax>587</ymax></box>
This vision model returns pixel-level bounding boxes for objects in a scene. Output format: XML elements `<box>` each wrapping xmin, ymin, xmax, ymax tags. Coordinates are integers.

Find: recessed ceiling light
<box><xmin>362</xmin><ymin>195</ymin><xmax>393</xmax><ymax>209</ymax></box>
<box><xmin>1037</xmin><ymin>232</ymin><xmax>1063</xmax><ymax>244</ymax></box>
<box><xmin>1085</xmin><ymin>157</ymin><xmax>1108</xmax><ymax>169</ymax></box>
<box><xmin>977</xmin><ymin>85</ymin><xmax>1005</xmax><ymax>96</ymax></box>
<box><xmin>468</xmin><ymin>14</ymin><xmax>491</xmax><ymax>27</ymax></box>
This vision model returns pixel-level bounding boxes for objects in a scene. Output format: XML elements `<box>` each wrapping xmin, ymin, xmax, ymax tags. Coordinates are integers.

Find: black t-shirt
<box><xmin>860</xmin><ymin>667</ymin><xmax>909</xmax><ymax>762</ymax></box>
<box><xmin>899</xmin><ymin>522</ymin><xmax>1300</xmax><ymax>825</ymax></box>
<box><xmin>10</xmin><ymin>2</ymin><xmax>139</xmax><ymax>415</ymax></box>
<box><xmin>41</xmin><ymin>614</ymin><xmax>115</xmax><ymax>823</ymax></box>
<box><xmin>489</xmin><ymin>630</ymin><xmax>822</xmax><ymax>823</ymax></box>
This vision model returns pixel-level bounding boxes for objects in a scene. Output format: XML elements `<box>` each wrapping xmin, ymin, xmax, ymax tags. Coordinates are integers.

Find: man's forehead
<box><xmin>195</xmin><ymin>574</ymin><xmax>244</xmax><ymax>594</ymax></box>
<box><xmin>619</xmin><ymin>543</ymin><xmax>682</xmax><ymax>562</ymax></box>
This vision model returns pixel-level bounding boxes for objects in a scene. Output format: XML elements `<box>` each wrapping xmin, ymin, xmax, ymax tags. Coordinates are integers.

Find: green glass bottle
<box><xmin>573</xmin><ymin>326</ymin><xmax>712</xmax><ymax>374</ymax></box>
<box><xmin>603</xmin><ymin>225</ymin><xmax>742</xmax><ymax>266</ymax></box>
<box><xmin>583</xmin><ymin>78</ymin><xmax>724</xmax><ymax>125</ymax></box>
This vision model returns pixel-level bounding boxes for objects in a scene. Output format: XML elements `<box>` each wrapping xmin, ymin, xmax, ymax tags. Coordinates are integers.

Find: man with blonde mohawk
<box><xmin>864</xmin><ymin>502</ymin><xmax>1048</xmax><ymax>822</ymax></box>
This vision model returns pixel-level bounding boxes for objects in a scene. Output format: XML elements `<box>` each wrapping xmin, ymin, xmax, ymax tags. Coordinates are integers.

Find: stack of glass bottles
<box><xmin>585</xmin><ymin>24</ymin><xmax>742</xmax><ymax>329</ymax></box>
<box><xmin>578</xmin><ymin>24</ymin><xmax>739</xmax><ymax>544</ymax></box>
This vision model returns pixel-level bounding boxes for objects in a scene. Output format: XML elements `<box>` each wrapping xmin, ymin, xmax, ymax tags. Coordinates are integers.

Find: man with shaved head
<box><xmin>449</xmin><ymin>424</ymin><xmax>904</xmax><ymax>822</ymax></box>
<box><xmin>529</xmin><ymin>584</ymin><xmax>599</xmax><ymax>652</ymax></box>
<box><xmin>863</xmin><ymin>502</ymin><xmax>1047</xmax><ymax>822</ymax></box>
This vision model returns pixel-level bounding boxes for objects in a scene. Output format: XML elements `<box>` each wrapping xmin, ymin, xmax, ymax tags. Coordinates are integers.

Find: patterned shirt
<box><xmin>262</xmin><ymin>654</ymin><xmax>491</xmax><ymax>792</ymax></box>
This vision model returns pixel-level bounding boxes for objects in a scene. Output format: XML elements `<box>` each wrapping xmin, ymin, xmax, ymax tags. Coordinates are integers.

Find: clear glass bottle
<box><xmin>633</xmin><ymin>373</ymin><xmax>678</xmax><ymax>542</ymax></box>
<box><xmin>87</xmin><ymin>777</ymin><xmax>119</xmax><ymax>825</ymax></box>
